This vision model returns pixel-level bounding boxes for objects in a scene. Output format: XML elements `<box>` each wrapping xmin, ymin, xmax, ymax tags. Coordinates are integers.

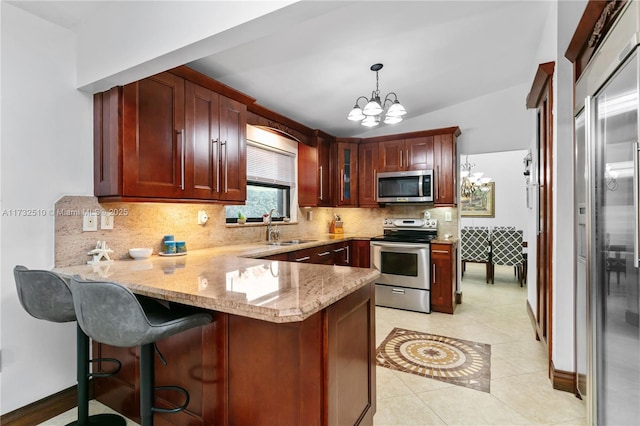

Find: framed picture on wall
<box><xmin>461</xmin><ymin>182</ymin><xmax>495</xmax><ymax>217</ymax></box>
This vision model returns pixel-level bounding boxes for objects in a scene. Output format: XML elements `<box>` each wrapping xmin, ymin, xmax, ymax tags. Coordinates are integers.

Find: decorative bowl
<box><xmin>129</xmin><ymin>248</ymin><xmax>153</xmax><ymax>259</ymax></box>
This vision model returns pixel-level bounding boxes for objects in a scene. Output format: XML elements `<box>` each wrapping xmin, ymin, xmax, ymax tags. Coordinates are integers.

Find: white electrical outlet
<box><xmin>445</xmin><ymin>211</ymin><xmax>452</xmax><ymax>222</ymax></box>
<box><xmin>101</xmin><ymin>213</ymin><xmax>114</xmax><ymax>230</ymax></box>
<box><xmin>83</xmin><ymin>213</ymin><xmax>98</xmax><ymax>231</ymax></box>
<box><xmin>197</xmin><ymin>210</ymin><xmax>208</xmax><ymax>225</ymax></box>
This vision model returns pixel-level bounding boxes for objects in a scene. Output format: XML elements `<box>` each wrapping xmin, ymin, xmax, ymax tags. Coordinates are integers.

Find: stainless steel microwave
<box><xmin>377</xmin><ymin>170</ymin><xmax>434</xmax><ymax>203</ymax></box>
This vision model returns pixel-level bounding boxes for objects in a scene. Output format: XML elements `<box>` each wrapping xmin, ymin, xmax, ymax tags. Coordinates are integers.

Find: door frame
<box><xmin>526</xmin><ymin>61</ymin><xmax>555</xmax><ymax>374</ymax></box>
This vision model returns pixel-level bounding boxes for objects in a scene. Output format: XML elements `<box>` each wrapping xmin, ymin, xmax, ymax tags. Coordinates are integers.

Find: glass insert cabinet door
<box><xmin>591</xmin><ymin>49</ymin><xmax>639</xmax><ymax>425</ymax></box>
<box><xmin>336</xmin><ymin>142</ymin><xmax>358</xmax><ymax>206</ymax></box>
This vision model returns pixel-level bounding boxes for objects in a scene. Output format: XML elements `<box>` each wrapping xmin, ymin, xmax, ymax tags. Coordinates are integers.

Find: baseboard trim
<box><xmin>0</xmin><ymin>384</ymin><xmax>78</xmax><ymax>426</ymax></box>
<box><xmin>526</xmin><ymin>300</ymin><xmax>540</xmax><ymax>341</ymax></box>
<box><xmin>551</xmin><ymin>360</ymin><xmax>578</xmax><ymax>395</ymax></box>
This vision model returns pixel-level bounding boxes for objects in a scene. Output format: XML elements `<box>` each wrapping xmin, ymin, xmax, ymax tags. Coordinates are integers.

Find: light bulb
<box><xmin>347</xmin><ymin>106</ymin><xmax>365</xmax><ymax>121</ymax></box>
<box><xmin>361</xmin><ymin>116</ymin><xmax>379</xmax><ymax>127</ymax></box>
<box><xmin>363</xmin><ymin>99</ymin><xmax>383</xmax><ymax>116</ymax></box>
<box><xmin>386</xmin><ymin>101</ymin><xmax>407</xmax><ymax>117</ymax></box>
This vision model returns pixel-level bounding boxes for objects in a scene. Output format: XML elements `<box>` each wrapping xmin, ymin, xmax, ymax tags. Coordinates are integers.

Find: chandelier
<box><xmin>347</xmin><ymin>63</ymin><xmax>407</xmax><ymax>127</ymax></box>
<box><xmin>460</xmin><ymin>155</ymin><xmax>492</xmax><ymax>198</ymax></box>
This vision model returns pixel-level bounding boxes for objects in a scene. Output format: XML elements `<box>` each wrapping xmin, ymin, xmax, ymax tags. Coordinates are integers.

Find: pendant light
<box><xmin>347</xmin><ymin>63</ymin><xmax>407</xmax><ymax>127</ymax></box>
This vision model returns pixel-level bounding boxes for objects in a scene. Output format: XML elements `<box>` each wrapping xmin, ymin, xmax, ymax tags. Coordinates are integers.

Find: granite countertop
<box><xmin>54</xmin><ymin>236</ymin><xmax>380</xmax><ymax>324</ymax></box>
<box><xmin>430</xmin><ymin>238</ymin><xmax>458</xmax><ymax>245</ymax></box>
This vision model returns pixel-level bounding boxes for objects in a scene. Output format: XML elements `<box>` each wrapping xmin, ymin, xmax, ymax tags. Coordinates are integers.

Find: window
<box><xmin>226</xmin><ymin>183</ymin><xmax>290</xmax><ymax>222</ymax></box>
<box><xmin>226</xmin><ymin>132</ymin><xmax>297</xmax><ymax>223</ymax></box>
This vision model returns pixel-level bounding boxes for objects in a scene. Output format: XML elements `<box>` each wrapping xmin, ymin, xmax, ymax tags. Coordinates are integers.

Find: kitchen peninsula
<box><xmin>56</xmin><ymin>244</ymin><xmax>379</xmax><ymax>426</ymax></box>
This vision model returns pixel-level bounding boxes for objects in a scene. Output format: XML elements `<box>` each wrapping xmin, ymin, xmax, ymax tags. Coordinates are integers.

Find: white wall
<box><xmin>0</xmin><ymin>3</ymin><xmax>93</xmax><ymax>413</ymax></box>
<box><xmin>523</xmin><ymin>0</ymin><xmax>586</xmax><ymax>373</ymax></box>
<box><xmin>460</xmin><ymin>150</ymin><xmax>529</xmax><ymax>232</ymax></box>
<box><xmin>553</xmin><ymin>0</ymin><xmax>588</xmax><ymax>373</ymax></box>
<box><xmin>525</xmin><ymin>1</ymin><xmax>557</xmax><ymax>314</ymax></box>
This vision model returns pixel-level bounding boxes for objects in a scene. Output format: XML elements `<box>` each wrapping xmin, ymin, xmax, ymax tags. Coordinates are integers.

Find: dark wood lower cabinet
<box><xmin>430</xmin><ymin>243</ymin><xmax>457</xmax><ymax>314</ymax></box>
<box><xmin>92</xmin><ymin>283</ymin><xmax>376</xmax><ymax>426</ymax></box>
<box><xmin>350</xmin><ymin>240</ymin><xmax>371</xmax><ymax>268</ymax></box>
<box><xmin>326</xmin><ymin>284</ymin><xmax>376</xmax><ymax>426</ymax></box>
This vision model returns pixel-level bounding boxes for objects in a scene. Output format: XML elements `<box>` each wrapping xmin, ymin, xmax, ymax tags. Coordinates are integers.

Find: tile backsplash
<box><xmin>54</xmin><ymin>195</ymin><xmax>458</xmax><ymax>267</ymax></box>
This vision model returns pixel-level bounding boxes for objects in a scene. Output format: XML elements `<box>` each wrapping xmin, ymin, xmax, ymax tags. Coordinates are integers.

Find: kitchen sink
<box><xmin>266</xmin><ymin>239</ymin><xmax>317</xmax><ymax>246</ymax></box>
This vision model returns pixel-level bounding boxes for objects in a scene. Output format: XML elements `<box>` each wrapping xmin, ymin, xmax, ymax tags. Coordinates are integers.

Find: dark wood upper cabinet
<box><xmin>318</xmin><ymin>134</ymin><xmax>333</xmax><ymax>206</ymax></box>
<box><xmin>405</xmin><ymin>136</ymin><xmax>434</xmax><ymax>170</ymax></box>
<box><xmin>298</xmin><ymin>131</ymin><xmax>333</xmax><ymax>207</ymax></box>
<box><xmin>217</xmin><ymin>96</ymin><xmax>247</xmax><ymax>202</ymax></box>
<box><xmin>335</xmin><ymin>139</ymin><xmax>359</xmax><ymax>207</ymax></box>
<box><xmin>122</xmin><ymin>72</ymin><xmax>186</xmax><ymax>199</ymax></box>
<box><xmin>297</xmin><ymin>142</ymin><xmax>318</xmax><ymax>207</ymax></box>
<box><xmin>358</xmin><ymin>143</ymin><xmax>379</xmax><ymax>207</ymax></box>
<box><xmin>433</xmin><ymin>132</ymin><xmax>457</xmax><ymax>205</ymax></box>
<box><xmin>95</xmin><ymin>70</ymin><xmax>247</xmax><ymax>203</ymax></box>
<box><xmin>95</xmin><ymin>66</ymin><xmax>459</xmax><ymax>210</ymax></box>
<box><xmin>378</xmin><ymin>137</ymin><xmax>433</xmax><ymax>172</ymax></box>
<box><xmin>357</xmin><ymin>127</ymin><xmax>460</xmax><ymax>207</ymax></box>
<box><xmin>185</xmin><ymin>81</ymin><xmax>220</xmax><ymax>199</ymax></box>
<box><xmin>378</xmin><ymin>139</ymin><xmax>405</xmax><ymax>172</ymax></box>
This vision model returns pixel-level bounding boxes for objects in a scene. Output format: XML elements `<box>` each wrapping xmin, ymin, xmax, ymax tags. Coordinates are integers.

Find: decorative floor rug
<box><xmin>376</xmin><ymin>327</ymin><xmax>492</xmax><ymax>393</ymax></box>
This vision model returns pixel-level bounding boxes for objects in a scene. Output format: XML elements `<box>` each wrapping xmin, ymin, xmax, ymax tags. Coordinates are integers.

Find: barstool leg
<box><xmin>76</xmin><ymin>325</ymin><xmax>90</xmax><ymax>425</ymax></box>
<box><xmin>67</xmin><ymin>325</ymin><xmax>126</xmax><ymax>426</ymax></box>
<box><xmin>140</xmin><ymin>343</ymin><xmax>155</xmax><ymax>426</ymax></box>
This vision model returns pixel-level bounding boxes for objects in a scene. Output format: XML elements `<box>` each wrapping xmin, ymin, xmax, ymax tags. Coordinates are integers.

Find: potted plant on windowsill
<box><xmin>237</xmin><ymin>212</ymin><xmax>246</xmax><ymax>225</ymax></box>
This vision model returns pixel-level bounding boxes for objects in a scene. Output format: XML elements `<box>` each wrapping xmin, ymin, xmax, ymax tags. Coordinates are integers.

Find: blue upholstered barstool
<box><xmin>13</xmin><ymin>266</ymin><xmax>126</xmax><ymax>426</ymax></box>
<box><xmin>69</xmin><ymin>277</ymin><xmax>212</xmax><ymax>426</ymax></box>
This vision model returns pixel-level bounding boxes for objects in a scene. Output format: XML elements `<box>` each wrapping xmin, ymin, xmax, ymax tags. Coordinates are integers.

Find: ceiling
<box><xmin>9</xmin><ymin>1</ymin><xmax>551</xmax><ymax>139</ymax></box>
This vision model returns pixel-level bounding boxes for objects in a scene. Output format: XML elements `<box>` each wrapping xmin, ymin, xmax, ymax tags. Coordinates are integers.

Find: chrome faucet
<box><xmin>267</xmin><ymin>208</ymin><xmax>280</xmax><ymax>242</ymax></box>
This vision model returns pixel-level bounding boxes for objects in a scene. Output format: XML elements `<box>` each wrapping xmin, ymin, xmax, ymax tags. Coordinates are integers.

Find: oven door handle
<box><xmin>370</xmin><ymin>242</ymin><xmax>428</xmax><ymax>250</ymax></box>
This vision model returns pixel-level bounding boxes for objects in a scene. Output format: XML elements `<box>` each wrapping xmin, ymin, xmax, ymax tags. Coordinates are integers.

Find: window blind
<box><xmin>247</xmin><ymin>142</ymin><xmax>295</xmax><ymax>187</ymax></box>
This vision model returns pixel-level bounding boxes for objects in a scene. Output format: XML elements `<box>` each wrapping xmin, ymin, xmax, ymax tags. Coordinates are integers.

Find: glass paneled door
<box><xmin>591</xmin><ymin>49</ymin><xmax>639</xmax><ymax>425</ymax></box>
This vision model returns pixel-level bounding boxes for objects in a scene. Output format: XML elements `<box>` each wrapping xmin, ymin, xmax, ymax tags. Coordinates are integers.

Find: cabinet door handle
<box><xmin>318</xmin><ymin>251</ymin><xmax>331</xmax><ymax>257</ymax></box>
<box><xmin>346</xmin><ymin>245</ymin><xmax>350</xmax><ymax>264</ymax></box>
<box><xmin>340</xmin><ymin>168</ymin><xmax>344</xmax><ymax>201</ymax></box>
<box><xmin>319</xmin><ymin>165</ymin><xmax>323</xmax><ymax>201</ymax></box>
<box><xmin>221</xmin><ymin>140</ymin><xmax>228</xmax><ymax>193</ymax></box>
<box><xmin>433</xmin><ymin>250</ymin><xmax>449</xmax><ymax>254</ymax></box>
<box><xmin>373</xmin><ymin>168</ymin><xmax>377</xmax><ymax>201</ymax></box>
<box><xmin>178</xmin><ymin>129</ymin><xmax>185</xmax><ymax>190</ymax></box>
<box><xmin>634</xmin><ymin>141</ymin><xmax>640</xmax><ymax>267</ymax></box>
<box><xmin>295</xmin><ymin>256</ymin><xmax>310</xmax><ymax>262</ymax></box>
<box><xmin>399</xmin><ymin>150</ymin><xmax>403</xmax><ymax>169</ymax></box>
<box><xmin>406</xmin><ymin>149</ymin><xmax>409</xmax><ymax>168</ymax></box>
<box><xmin>432</xmin><ymin>264</ymin><xmax>436</xmax><ymax>283</ymax></box>
<box><xmin>435</xmin><ymin>165</ymin><xmax>440</xmax><ymax>200</ymax></box>
<box><xmin>212</xmin><ymin>138</ymin><xmax>219</xmax><ymax>193</ymax></box>
<box><xmin>333</xmin><ymin>248</ymin><xmax>345</xmax><ymax>253</ymax></box>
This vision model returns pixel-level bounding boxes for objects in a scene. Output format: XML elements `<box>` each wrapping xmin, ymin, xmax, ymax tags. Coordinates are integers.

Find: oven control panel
<box><xmin>383</xmin><ymin>218</ymin><xmax>437</xmax><ymax>229</ymax></box>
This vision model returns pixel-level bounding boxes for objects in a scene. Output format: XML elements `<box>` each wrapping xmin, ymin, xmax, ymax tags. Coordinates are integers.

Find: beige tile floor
<box><xmin>40</xmin><ymin>263</ymin><xmax>586</xmax><ymax>426</ymax></box>
<box><xmin>373</xmin><ymin>263</ymin><xmax>587</xmax><ymax>426</ymax></box>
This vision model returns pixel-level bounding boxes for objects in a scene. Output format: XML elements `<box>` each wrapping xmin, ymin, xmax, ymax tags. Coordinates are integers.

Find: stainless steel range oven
<box><xmin>370</xmin><ymin>218</ymin><xmax>437</xmax><ymax>313</ymax></box>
